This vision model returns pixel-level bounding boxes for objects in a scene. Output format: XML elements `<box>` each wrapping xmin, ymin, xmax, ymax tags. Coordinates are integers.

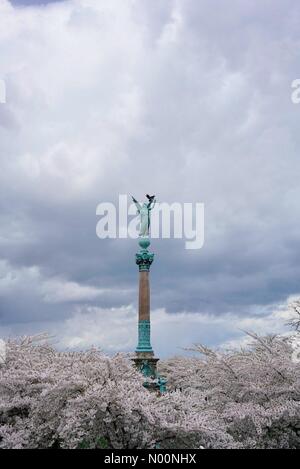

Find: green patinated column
<box><xmin>133</xmin><ymin>237</ymin><xmax>159</xmax><ymax>378</ymax></box>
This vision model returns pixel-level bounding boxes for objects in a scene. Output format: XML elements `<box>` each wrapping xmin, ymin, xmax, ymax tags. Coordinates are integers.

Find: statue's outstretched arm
<box><xmin>131</xmin><ymin>195</ymin><xmax>142</xmax><ymax>212</ymax></box>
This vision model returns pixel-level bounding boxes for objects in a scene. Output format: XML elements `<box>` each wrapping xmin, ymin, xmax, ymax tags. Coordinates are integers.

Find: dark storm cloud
<box><xmin>0</xmin><ymin>0</ymin><xmax>299</xmax><ymax>353</ymax></box>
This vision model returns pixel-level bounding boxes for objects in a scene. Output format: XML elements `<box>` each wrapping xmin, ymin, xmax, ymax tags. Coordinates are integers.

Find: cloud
<box><xmin>0</xmin><ymin>259</ymin><xmax>133</xmax><ymax>324</ymax></box>
<box><xmin>28</xmin><ymin>300</ymin><xmax>294</xmax><ymax>357</ymax></box>
<box><xmin>0</xmin><ymin>0</ymin><xmax>300</xmax><ymax>355</ymax></box>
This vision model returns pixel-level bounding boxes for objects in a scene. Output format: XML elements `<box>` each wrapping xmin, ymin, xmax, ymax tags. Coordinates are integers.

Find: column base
<box><xmin>135</xmin><ymin>346</ymin><xmax>154</xmax><ymax>353</ymax></box>
<box><xmin>132</xmin><ymin>353</ymin><xmax>159</xmax><ymax>379</ymax></box>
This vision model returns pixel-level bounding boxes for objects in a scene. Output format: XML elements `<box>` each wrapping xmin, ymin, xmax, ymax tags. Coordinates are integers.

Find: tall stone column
<box><xmin>133</xmin><ymin>237</ymin><xmax>159</xmax><ymax>378</ymax></box>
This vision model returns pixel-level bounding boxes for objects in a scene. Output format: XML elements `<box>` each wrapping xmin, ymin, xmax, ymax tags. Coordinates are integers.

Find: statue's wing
<box><xmin>149</xmin><ymin>199</ymin><xmax>156</xmax><ymax>210</ymax></box>
<box><xmin>134</xmin><ymin>201</ymin><xmax>142</xmax><ymax>212</ymax></box>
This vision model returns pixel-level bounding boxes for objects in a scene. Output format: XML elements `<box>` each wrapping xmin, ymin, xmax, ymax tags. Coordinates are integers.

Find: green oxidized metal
<box><xmin>136</xmin><ymin>237</ymin><xmax>154</xmax><ymax>272</ymax></box>
<box><xmin>136</xmin><ymin>320</ymin><xmax>153</xmax><ymax>352</ymax></box>
<box><xmin>140</xmin><ymin>360</ymin><xmax>154</xmax><ymax>377</ymax></box>
<box><xmin>157</xmin><ymin>376</ymin><xmax>167</xmax><ymax>393</ymax></box>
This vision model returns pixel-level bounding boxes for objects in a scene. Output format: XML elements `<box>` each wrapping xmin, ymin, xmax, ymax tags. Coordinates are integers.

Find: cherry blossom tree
<box><xmin>0</xmin><ymin>322</ymin><xmax>299</xmax><ymax>449</ymax></box>
<box><xmin>159</xmin><ymin>332</ymin><xmax>300</xmax><ymax>448</ymax></box>
<box><xmin>0</xmin><ymin>335</ymin><xmax>226</xmax><ymax>449</ymax></box>
<box><xmin>288</xmin><ymin>300</ymin><xmax>300</xmax><ymax>332</ymax></box>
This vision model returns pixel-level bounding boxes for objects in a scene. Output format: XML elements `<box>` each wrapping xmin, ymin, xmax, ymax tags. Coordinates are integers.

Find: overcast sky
<box><xmin>0</xmin><ymin>0</ymin><xmax>299</xmax><ymax>356</ymax></box>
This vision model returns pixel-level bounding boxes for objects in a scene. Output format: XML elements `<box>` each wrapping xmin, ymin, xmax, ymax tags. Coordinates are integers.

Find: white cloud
<box><xmin>49</xmin><ymin>300</ymin><xmax>296</xmax><ymax>357</ymax></box>
<box><xmin>58</xmin><ymin>304</ymin><xmax>136</xmax><ymax>350</ymax></box>
<box><xmin>41</xmin><ymin>278</ymin><xmax>107</xmax><ymax>303</ymax></box>
<box><xmin>0</xmin><ymin>259</ymin><xmax>129</xmax><ymax>303</ymax></box>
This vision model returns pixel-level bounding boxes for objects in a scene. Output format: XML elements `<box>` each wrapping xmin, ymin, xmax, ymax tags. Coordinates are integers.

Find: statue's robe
<box><xmin>133</xmin><ymin>198</ymin><xmax>156</xmax><ymax>237</ymax></box>
<box><xmin>136</xmin><ymin>203</ymin><xmax>150</xmax><ymax>237</ymax></box>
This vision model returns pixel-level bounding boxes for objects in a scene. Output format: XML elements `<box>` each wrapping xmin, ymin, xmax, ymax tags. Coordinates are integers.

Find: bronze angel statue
<box><xmin>131</xmin><ymin>194</ymin><xmax>156</xmax><ymax>237</ymax></box>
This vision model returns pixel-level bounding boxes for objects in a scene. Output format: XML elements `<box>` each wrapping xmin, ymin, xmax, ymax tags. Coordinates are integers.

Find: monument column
<box><xmin>133</xmin><ymin>237</ymin><xmax>159</xmax><ymax>377</ymax></box>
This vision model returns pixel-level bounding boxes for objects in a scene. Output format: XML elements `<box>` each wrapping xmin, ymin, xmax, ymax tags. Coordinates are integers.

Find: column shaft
<box><xmin>139</xmin><ymin>271</ymin><xmax>150</xmax><ymax>321</ymax></box>
<box><xmin>136</xmin><ymin>270</ymin><xmax>153</xmax><ymax>353</ymax></box>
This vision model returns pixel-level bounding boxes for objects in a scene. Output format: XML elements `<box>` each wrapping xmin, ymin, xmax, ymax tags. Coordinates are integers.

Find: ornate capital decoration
<box><xmin>135</xmin><ymin>250</ymin><xmax>154</xmax><ymax>272</ymax></box>
<box><xmin>136</xmin><ymin>237</ymin><xmax>154</xmax><ymax>272</ymax></box>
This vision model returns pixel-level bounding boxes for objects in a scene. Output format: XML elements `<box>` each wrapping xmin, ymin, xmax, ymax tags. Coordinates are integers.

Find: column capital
<box><xmin>135</xmin><ymin>251</ymin><xmax>154</xmax><ymax>272</ymax></box>
<box><xmin>136</xmin><ymin>237</ymin><xmax>154</xmax><ymax>272</ymax></box>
